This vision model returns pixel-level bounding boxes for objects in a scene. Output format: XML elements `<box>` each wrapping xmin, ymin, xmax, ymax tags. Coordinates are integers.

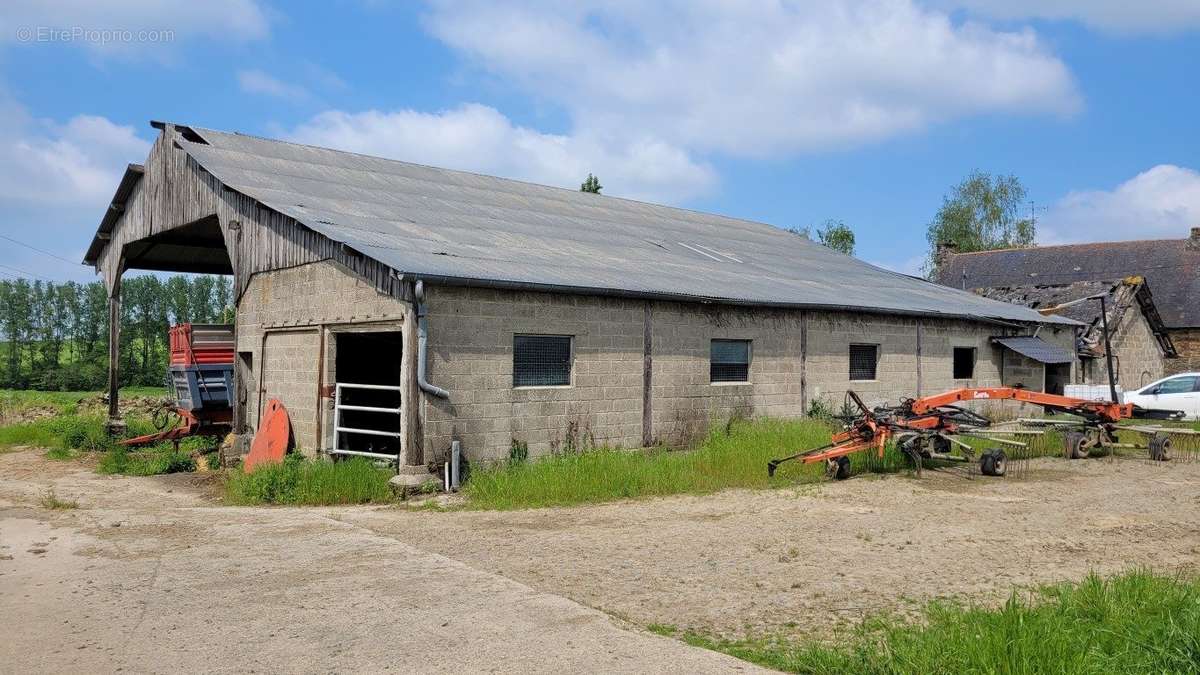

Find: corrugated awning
<box><xmin>993</xmin><ymin>336</ymin><xmax>1075</xmax><ymax>364</ymax></box>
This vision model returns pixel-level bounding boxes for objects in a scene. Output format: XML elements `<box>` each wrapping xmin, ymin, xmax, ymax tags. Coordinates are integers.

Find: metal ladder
<box><xmin>330</xmin><ymin>382</ymin><xmax>402</xmax><ymax>462</ymax></box>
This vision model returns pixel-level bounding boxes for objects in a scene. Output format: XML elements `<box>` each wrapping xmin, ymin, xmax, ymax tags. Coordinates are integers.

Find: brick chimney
<box><xmin>1189</xmin><ymin>226</ymin><xmax>1200</xmax><ymax>250</ymax></box>
<box><xmin>934</xmin><ymin>240</ymin><xmax>958</xmax><ymax>268</ymax></box>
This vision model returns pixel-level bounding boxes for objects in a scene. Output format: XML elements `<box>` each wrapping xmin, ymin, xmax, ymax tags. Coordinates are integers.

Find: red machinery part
<box><xmin>244</xmin><ymin>399</ymin><xmax>293</xmax><ymax>472</ymax></box>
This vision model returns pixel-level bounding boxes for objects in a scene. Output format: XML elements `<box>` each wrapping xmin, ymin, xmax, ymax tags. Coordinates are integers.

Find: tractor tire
<box><xmin>1148</xmin><ymin>432</ymin><xmax>1172</xmax><ymax>462</ymax></box>
<box><xmin>832</xmin><ymin>455</ymin><xmax>852</xmax><ymax>481</ymax></box>
<box><xmin>930</xmin><ymin>435</ymin><xmax>950</xmax><ymax>456</ymax></box>
<box><xmin>1064</xmin><ymin>431</ymin><xmax>1089</xmax><ymax>459</ymax></box>
<box><xmin>980</xmin><ymin>449</ymin><xmax>1007</xmax><ymax>476</ymax></box>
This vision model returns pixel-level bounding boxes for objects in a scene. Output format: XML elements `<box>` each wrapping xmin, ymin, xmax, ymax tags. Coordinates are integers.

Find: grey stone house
<box><xmin>84</xmin><ymin>122</ymin><xmax>1076</xmax><ymax>479</ymax></box>
<box><xmin>934</xmin><ymin>232</ymin><xmax>1200</xmax><ymax>386</ymax></box>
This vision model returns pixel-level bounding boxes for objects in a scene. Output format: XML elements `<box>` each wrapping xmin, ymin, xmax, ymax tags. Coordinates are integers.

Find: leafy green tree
<box><xmin>790</xmin><ymin>219</ymin><xmax>856</xmax><ymax>256</ymax></box>
<box><xmin>580</xmin><ymin>173</ymin><xmax>603</xmax><ymax>194</ymax></box>
<box><xmin>0</xmin><ymin>274</ymin><xmax>231</xmax><ymax>389</ymax></box>
<box><xmin>165</xmin><ymin>275</ymin><xmax>192</xmax><ymax>325</ymax></box>
<box><xmin>926</xmin><ymin>170</ymin><xmax>1035</xmax><ymax>275</ymax></box>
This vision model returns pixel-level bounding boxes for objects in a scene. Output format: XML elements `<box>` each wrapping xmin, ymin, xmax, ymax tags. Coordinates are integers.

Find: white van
<box><xmin>1122</xmin><ymin>373</ymin><xmax>1200</xmax><ymax>420</ymax></box>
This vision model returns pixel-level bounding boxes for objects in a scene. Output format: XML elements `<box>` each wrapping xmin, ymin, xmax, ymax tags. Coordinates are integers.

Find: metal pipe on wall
<box><xmin>414</xmin><ymin>280</ymin><xmax>449</xmax><ymax>399</ymax></box>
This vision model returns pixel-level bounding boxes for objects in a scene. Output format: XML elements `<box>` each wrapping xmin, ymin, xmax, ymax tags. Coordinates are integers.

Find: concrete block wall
<box><xmin>237</xmin><ymin>259</ymin><xmax>410</xmax><ymax>452</ymax></box>
<box><xmin>650</xmin><ymin>305</ymin><xmax>803</xmax><ymax>445</ymax></box>
<box><xmin>423</xmin><ymin>285</ymin><xmax>1075</xmax><ymax>462</ymax></box>
<box><xmin>422</xmin><ymin>286</ymin><xmax>645</xmax><ymax>460</ymax></box>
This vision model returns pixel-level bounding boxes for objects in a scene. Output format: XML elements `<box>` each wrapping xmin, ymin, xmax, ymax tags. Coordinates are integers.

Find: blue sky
<box><xmin>1</xmin><ymin>1</ymin><xmax>1199</xmax><ymax>284</ymax></box>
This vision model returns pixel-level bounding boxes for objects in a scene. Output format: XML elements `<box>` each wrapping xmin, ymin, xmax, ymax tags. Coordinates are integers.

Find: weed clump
<box><xmin>463</xmin><ymin>418</ymin><xmax>837</xmax><ymax>510</ymax></box>
<box><xmin>224</xmin><ymin>454</ymin><xmax>395</xmax><ymax>506</ymax></box>
<box><xmin>39</xmin><ymin>489</ymin><xmax>78</xmax><ymax>510</ymax></box>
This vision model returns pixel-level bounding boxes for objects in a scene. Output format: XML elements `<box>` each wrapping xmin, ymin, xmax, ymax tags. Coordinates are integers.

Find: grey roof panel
<box><xmin>994</xmin><ymin>336</ymin><xmax>1076</xmax><ymax>364</ymax></box>
<box><xmin>935</xmin><ymin>240</ymin><xmax>1200</xmax><ymax>328</ymax></box>
<box><xmin>176</xmin><ymin>127</ymin><xmax>1075</xmax><ymax>325</ymax></box>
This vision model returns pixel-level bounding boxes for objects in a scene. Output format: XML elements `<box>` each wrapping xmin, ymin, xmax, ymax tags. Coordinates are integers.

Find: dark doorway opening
<box><xmin>333</xmin><ymin>332</ymin><xmax>404</xmax><ymax>458</ymax></box>
<box><xmin>1046</xmin><ymin>363</ymin><xmax>1071</xmax><ymax>395</ymax></box>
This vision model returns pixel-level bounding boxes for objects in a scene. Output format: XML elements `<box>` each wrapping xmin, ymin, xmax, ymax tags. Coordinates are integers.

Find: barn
<box><xmin>84</xmin><ymin>122</ymin><xmax>1077</xmax><ymax>484</ymax></box>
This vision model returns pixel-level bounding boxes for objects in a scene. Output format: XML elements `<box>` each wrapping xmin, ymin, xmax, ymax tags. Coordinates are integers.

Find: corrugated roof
<box><xmin>934</xmin><ymin>239</ymin><xmax>1200</xmax><ymax>328</ymax></box>
<box><xmin>994</xmin><ymin>336</ymin><xmax>1076</xmax><ymax>364</ymax></box>
<box><xmin>164</xmin><ymin>125</ymin><xmax>1072</xmax><ymax>325</ymax></box>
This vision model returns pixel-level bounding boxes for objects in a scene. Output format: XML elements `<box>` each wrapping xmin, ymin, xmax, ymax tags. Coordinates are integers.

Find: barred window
<box><xmin>711</xmin><ymin>339</ymin><xmax>751</xmax><ymax>383</ymax></box>
<box><xmin>513</xmin><ymin>335</ymin><xmax>572</xmax><ymax>387</ymax></box>
<box><xmin>953</xmin><ymin>347</ymin><xmax>976</xmax><ymax>379</ymax></box>
<box><xmin>849</xmin><ymin>344</ymin><xmax>878</xmax><ymax>381</ymax></box>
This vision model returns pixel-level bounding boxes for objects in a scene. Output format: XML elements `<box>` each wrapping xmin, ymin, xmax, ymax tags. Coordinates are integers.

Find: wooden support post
<box><xmin>106</xmin><ymin>279</ymin><xmax>124</xmax><ymax>434</ymax></box>
<box><xmin>401</xmin><ymin>300</ymin><xmax>423</xmax><ymax>466</ymax></box>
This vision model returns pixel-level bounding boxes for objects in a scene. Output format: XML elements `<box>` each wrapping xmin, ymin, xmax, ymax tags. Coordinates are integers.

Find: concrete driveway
<box><xmin>0</xmin><ymin>450</ymin><xmax>764</xmax><ymax>674</ymax></box>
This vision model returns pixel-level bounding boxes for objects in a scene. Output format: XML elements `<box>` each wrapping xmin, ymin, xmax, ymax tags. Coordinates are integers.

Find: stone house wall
<box><xmin>1166</xmin><ymin>329</ymin><xmax>1200</xmax><ymax>376</ymax></box>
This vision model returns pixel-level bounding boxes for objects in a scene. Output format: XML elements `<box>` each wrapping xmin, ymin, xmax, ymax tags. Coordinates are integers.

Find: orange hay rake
<box><xmin>768</xmin><ymin>387</ymin><xmax>1184</xmax><ymax>481</ymax></box>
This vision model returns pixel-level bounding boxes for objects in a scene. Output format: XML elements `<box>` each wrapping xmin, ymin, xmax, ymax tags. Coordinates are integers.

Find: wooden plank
<box><xmin>106</xmin><ymin>280</ymin><xmax>121</xmax><ymax>424</ymax></box>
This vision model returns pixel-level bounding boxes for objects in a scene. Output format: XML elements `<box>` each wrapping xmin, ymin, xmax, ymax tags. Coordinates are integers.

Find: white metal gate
<box><xmin>331</xmin><ymin>382</ymin><xmax>402</xmax><ymax>462</ymax></box>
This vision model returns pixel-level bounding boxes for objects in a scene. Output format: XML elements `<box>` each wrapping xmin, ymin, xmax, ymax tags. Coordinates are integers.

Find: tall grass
<box><xmin>224</xmin><ymin>455</ymin><xmax>396</xmax><ymax>505</ymax></box>
<box><xmin>659</xmin><ymin>570</ymin><xmax>1200</xmax><ymax>674</ymax></box>
<box><xmin>461</xmin><ymin>418</ymin><xmax>905</xmax><ymax>510</ymax></box>
<box><xmin>0</xmin><ymin>386</ymin><xmax>166</xmax><ymax>417</ymax></box>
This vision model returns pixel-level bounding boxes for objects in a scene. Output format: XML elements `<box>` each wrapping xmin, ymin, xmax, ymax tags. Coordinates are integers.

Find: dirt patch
<box><xmin>344</xmin><ymin>457</ymin><xmax>1200</xmax><ymax>637</ymax></box>
<box><xmin>75</xmin><ymin>394</ymin><xmax>173</xmax><ymax>419</ymax></box>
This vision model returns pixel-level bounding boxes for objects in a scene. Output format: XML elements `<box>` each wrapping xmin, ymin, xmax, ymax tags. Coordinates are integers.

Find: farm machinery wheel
<box><xmin>1064</xmin><ymin>431</ymin><xmax>1090</xmax><ymax>459</ymax></box>
<box><xmin>826</xmin><ymin>455</ymin><xmax>852</xmax><ymax>481</ymax></box>
<box><xmin>1148</xmin><ymin>432</ymin><xmax>1172</xmax><ymax>462</ymax></box>
<box><xmin>152</xmin><ymin>405</ymin><xmax>181</xmax><ymax>431</ymax></box>
<box><xmin>980</xmin><ymin>448</ymin><xmax>1007</xmax><ymax>476</ymax></box>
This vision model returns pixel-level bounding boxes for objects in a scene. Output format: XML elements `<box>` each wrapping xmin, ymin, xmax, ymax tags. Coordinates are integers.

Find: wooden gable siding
<box><xmin>94</xmin><ymin>124</ymin><xmax>410</xmax><ymax>303</ymax></box>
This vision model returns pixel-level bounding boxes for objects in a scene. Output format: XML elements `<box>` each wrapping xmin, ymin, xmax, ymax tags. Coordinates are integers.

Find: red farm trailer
<box><xmin>122</xmin><ymin>323</ymin><xmax>235</xmax><ymax>448</ymax></box>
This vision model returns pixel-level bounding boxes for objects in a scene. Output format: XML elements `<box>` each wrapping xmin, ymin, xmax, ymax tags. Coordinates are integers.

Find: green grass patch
<box><xmin>0</xmin><ymin>386</ymin><xmax>165</xmax><ymax>416</ymax></box>
<box><xmin>38</xmin><ymin>489</ymin><xmax>78</xmax><ymax>510</ymax></box>
<box><xmin>462</xmin><ymin>418</ymin><xmax>917</xmax><ymax>510</ymax></box>
<box><xmin>662</xmin><ymin>570</ymin><xmax>1200</xmax><ymax>674</ymax></box>
<box><xmin>224</xmin><ymin>454</ymin><xmax>396</xmax><ymax>506</ymax></box>
<box><xmin>97</xmin><ymin>443</ymin><xmax>197</xmax><ymax>476</ymax></box>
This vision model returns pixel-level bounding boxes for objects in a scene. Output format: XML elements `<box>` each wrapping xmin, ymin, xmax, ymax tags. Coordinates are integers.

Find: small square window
<box><xmin>953</xmin><ymin>347</ymin><xmax>976</xmax><ymax>379</ymax></box>
<box><xmin>513</xmin><ymin>335</ymin><xmax>572</xmax><ymax>387</ymax></box>
<box><xmin>711</xmin><ymin>339</ymin><xmax>751</xmax><ymax>383</ymax></box>
<box><xmin>849</xmin><ymin>344</ymin><xmax>878</xmax><ymax>381</ymax></box>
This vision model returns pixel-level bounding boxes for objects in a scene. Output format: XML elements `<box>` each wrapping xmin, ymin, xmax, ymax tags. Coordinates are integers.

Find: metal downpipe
<box><xmin>414</xmin><ymin>280</ymin><xmax>449</xmax><ymax>399</ymax></box>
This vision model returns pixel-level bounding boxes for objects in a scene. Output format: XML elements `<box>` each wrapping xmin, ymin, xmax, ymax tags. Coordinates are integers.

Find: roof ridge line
<box><xmin>952</xmin><ymin>237</ymin><xmax>1187</xmax><ymax>256</ymax></box>
<box><xmin>173</xmin><ymin>122</ymin><xmax>782</xmax><ymax>234</ymax></box>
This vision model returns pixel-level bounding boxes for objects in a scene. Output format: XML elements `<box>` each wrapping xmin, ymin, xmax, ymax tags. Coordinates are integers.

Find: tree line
<box><xmin>0</xmin><ymin>275</ymin><xmax>232</xmax><ymax>391</ymax></box>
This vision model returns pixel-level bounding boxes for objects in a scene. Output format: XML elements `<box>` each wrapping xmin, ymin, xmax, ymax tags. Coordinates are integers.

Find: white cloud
<box><xmin>421</xmin><ymin>0</ymin><xmax>1080</xmax><ymax>158</ymax></box>
<box><xmin>1040</xmin><ymin>165</ymin><xmax>1200</xmax><ymax>244</ymax></box>
<box><xmin>939</xmin><ymin>1</ymin><xmax>1200</xmax><ymax>35</ymax></box>
<box><xmin>0</xmin><ymin>95</ymin><xmax>151</xmax><ymax>278</ymax></box>
<box><xmin>0</xmin><ymin>98</ymin><xmax>150</xmax><ymax>206</ymax></box>
<box><xmin>0</xmin><ymin>0</ymin><xmax>269</xmax><ymax>54</ymax></box>
<box><xmin>285</xmin><ymin>103</ymin><xmax>716</xmax><ymax>203</ymax></box>
<box><xmin>238</xmin><ymin>69</ymin><xmax>309</xmax><ymax>100</ymax></box>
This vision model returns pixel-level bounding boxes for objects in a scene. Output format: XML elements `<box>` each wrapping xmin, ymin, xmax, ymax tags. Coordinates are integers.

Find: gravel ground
<box><xmin>346</xmin><ymin>457</ymin><xmax>1200</xmax><ymax>636</ymax></box>
<box><xmin>2</xmin><ymin>448</ymin><xmax>1198</xmax><ymax>673</ymax></box>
